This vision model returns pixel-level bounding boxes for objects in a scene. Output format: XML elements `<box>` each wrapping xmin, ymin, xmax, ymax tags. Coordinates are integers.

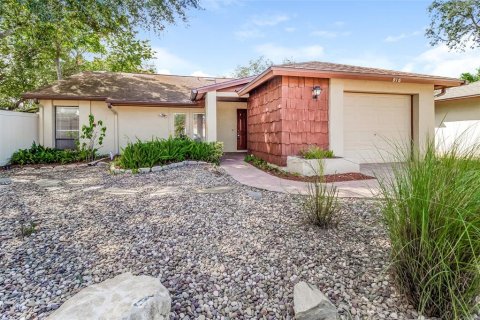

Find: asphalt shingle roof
<box><xmin>435</xmin><ymin>81</ymin><xmax>480</xmax><ymax>101</ymax></box>
<box><xmin>276</xmin><ymin>61</ymin><xmax>462</xmax><ymax>82</ymax></box>
<box><xmin>22</xmin><ymin>72</ymin><xmax>231</xmax><ymax>104</ymax></box>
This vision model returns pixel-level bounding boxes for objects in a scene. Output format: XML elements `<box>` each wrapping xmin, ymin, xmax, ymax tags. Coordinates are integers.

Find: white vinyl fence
<box><xmin>0</xmin><ymin>110</ymin><xmax>38</xmax><ymax>165</ymax></box>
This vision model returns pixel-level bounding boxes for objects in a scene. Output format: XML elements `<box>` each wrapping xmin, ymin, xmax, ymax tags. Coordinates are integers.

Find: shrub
<box><xmin>10</xmin><ymin>142</ymin><xmax>83</xmax><ymax>165</ymax></box>
<box><xmin>299</xmin><ymin>146</ymin><xmax>334</xmax><ymax>159</ymax></box>
<box><xmin>78</xmin><ymin>114</ymin><xmax>107</xmax><ymax>162</ymax></box>
<box><xmin>244</xmin><ymin>154</ymin><xmax>286</xmax><ymax>175</ymax></box>
<box><xmin>20</xmin><ymin>221</ymin><xmax>36</xmax><ymax>238</ymax></box>
<box><xmin>378</xmin><ymin>139</ymin><xmax>480</xmax><ymax>318</ymax></box>
<box><xmin>117</xmin><ymin>137</ymin><xmax>223</xmax><ymax>169</ymax></box>
<box><xmin>300</xmin><ymin>160</ymin><xmax>339</xmax><ymax>228</ymax></box>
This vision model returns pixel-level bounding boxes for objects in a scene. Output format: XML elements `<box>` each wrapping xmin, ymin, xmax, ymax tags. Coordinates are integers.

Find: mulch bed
<box><xmin>248</xmin><ymin>162</ymin><xmax>375</xmax><ymax>183</ymax></box>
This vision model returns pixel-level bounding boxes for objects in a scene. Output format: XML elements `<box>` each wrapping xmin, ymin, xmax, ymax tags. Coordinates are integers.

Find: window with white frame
<box><xmin>173</xmin><ymin>113</ymin><xmax>187</xmax><ymax>138</ymax></box>
<box><xmin>55</xmin><ymin>106</ymin><xmax>79</xmax><ymax>149</ymax></box>
<box><xmin>192</xmin><ymin>113</ymin><xmax>206</xmax><ymax>141</ymax></box>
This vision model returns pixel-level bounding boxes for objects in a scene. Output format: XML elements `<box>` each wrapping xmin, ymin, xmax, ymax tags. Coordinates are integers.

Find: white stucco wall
<box><xmin>435</xmin><ymin>97</ymin><xmax>480</xmax><ymax>153</ymax></box>
<box><xmin>0</xmin><ymin>110</ymin><xmax>38</xmax><ymax>165</ymax></box>
<box><xmin>328</xmin><ymin>79</ymin><xmax>435</xmax><ymax>159</ymax></box>
<box><xmin>38</xmin><ymin>99</ymin><xmax>244</xmax><ymax>154</ymax></box>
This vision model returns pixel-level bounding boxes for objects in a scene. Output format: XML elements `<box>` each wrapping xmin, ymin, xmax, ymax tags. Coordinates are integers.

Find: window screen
<box><xmin>55</xmin><ymin>107</ymin><xmax>79</xmax><ymax>149</ymax></box>
<box><xmin>174</xmin><ymin>113</ymin><xmax>187</xmax><ymax>138</ymax></box>
<box><xmin>193</xmin><ymin>113</ymin><xmax>206</xmax><ymax>141</ymax></box>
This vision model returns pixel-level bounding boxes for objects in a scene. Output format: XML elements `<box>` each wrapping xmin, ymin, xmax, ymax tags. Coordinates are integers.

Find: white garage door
<box><xmin>344</xmin><ymin>92</ymin><xmax>411</xmax><ymax>163</ymax></box>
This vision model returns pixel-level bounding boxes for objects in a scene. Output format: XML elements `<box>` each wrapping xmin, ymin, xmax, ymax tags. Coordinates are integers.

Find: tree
<box><xmin>426</xmin><ymin>0</ymin><xmax>480</xmax><ymax>50</ymax></box>
<box><xmin>0</xmin><ymin>0</ymin><xmax>199</xmax><ymax>110</ymax></box>
<box><xmin>460</xmin><ymin>68</ymin><xmax>480</xmax><ymax>82</ymax></box>
<box><xmin>232</xmin><ymin>56</ymin><xmax>296</xmax><ymax>78</ymax></box>
<box><xmin>232</xmin><ymin>56</ymin><xmax>274</xmax><ymax>78</ymax></box>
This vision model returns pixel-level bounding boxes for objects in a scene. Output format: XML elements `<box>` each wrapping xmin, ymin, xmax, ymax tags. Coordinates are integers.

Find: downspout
<box><xmin>435</xmin><ymin>87</ymin><xmax>447</xmax><ymax>98</ymax></box>
<box><xmin>190</xmin><ymin>89</ymin><xmax>198</xmax><ymax>101</ymax></box>
<box><xmin>107</xmin><ymin>103</ymin><xmax>119</xmax><ymax>155</ymax></box>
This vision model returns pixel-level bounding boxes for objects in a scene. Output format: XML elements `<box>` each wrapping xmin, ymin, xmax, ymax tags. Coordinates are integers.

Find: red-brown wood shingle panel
<box><xmin>247</xmin><ymin>75</ymin><xmax>329</xmax><ymax>166</ymax></box>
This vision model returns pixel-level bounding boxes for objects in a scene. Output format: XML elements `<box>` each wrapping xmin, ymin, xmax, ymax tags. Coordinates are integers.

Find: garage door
<box><xmin>344</xmin><ymin>92</ymin><xmax>411</xmax><ymax>163</ymax></box>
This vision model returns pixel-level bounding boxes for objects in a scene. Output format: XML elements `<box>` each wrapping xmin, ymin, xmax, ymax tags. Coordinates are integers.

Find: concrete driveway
<box><xmin>220</xmin><ymin>153</ymin><xmax>393</xmax><ymax>198</ymax></box>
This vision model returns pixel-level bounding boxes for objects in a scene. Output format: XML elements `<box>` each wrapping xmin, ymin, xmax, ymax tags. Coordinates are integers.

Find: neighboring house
<box><xmin>22</xmin><ymin>62</ymin><xmax>463</xmax><ymax>166</ymax></box>
<box><xmin>435</xmin><ymin>81</ymin><xmax>480</xmax><ymax>152</ymax></box>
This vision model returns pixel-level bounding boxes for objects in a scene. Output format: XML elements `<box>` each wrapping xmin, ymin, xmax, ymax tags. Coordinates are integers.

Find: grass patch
<box><xmin>299</xmin><ymin>159</ymin><xmax>339</xmax><ymax>228</ymax></box>
<box><xmin>299</xmin><ymin>146</ymin><xmax>334</xmax><ymax>159</ymax></box>
<box><xmin>116</xmin><ymin>137</ymin><xmax>223</xmax><ymax>170</ymax></box>
<box><xmin>378</xmin><ymin>139</ymin><xmax>480</xmax><ymax>318</ymax></box>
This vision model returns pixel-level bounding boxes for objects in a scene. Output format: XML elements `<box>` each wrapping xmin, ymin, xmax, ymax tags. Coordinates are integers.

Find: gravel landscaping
<box><xmin>1</xmin><ymin>163</ymin><xmax>423</xmax><ymax>319</ymax></box>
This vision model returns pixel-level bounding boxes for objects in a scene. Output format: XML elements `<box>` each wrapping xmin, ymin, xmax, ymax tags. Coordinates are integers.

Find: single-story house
<box><xmin>435</xmin><ymin>81</ymin><xmax>480</xmax><ymax>152</ymax></box>
<box><xmin>22</xmin><ymin>61</ymin><xmax>463</xmax><ymax>166</ymax></box>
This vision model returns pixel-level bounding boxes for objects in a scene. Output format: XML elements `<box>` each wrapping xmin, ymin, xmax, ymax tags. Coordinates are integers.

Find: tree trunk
<box><xmin>55</xmin><ymin>55</ymin><xmax>62</xmax><ymax>80</ymax></box>
<box><xmin>55</xmin><ymin>42</ymin><xmax>63</xmax><ymax>80</ymax></box>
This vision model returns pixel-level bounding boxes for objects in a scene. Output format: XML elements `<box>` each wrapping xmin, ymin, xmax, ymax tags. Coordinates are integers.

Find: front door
<box><xmin>237</xmin><ymin>109</ymin><xmax>247</xmax><ymax>150</ymax></box>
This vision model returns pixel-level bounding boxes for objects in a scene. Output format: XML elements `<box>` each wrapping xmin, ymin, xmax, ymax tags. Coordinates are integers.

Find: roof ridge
<box><xmin>79</xmin><ymin>70</ymin><xmax>231</xmax><ymax>80</ymax></box>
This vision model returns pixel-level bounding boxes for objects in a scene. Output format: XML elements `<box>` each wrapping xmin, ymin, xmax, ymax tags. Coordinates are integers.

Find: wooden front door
<box><xmin>237</xmin><ymin>109</ymin><xmax>247</xmax><ymax>150</ymax></box>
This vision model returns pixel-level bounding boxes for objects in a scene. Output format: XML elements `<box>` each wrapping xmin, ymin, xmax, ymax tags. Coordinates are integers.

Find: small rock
<box><xmin>293</xmin><ymin>282</ymin><xmax>337</xmax><ymax>320</ymax></box>
<box><xmin>246</xmin><ymin>190</ymin><xmax>262</xmax><ymax>200</ymax></box>
<box><xmin>46</xmin><ymin>273</ymin><xmax>171</xmax><ymax>320</ymax></box>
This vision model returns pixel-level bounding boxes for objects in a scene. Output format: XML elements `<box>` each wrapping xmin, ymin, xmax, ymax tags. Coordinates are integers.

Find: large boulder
<box><xmin>294</xmin><ymin>281</ymin><xmax>338</xmax><ymax>320</ymax></box>
<box><xmin>47</xmin><ymin>272</ymin><xmax>171</xmax><ymax>320</ymax></box>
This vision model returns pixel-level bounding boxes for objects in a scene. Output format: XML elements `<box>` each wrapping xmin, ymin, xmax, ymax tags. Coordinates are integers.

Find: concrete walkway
<box><xmin>220</xmin><ymin>153</ymin><xmax>382</xmax><ymax>198</ymax></box>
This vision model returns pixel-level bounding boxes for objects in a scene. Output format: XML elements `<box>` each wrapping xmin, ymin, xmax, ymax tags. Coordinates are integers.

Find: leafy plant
<box><xmin>299</xmin><ymin>146</ymin><xmax>334</xmax><ymax>159</ymax></box>
<box><xmin>244</xmin><ymin>154</ymin><xmax>286</xmax><ymax>175</ymax></box>
<box><xmin>78</xmin><ymin>114</ymin><xmax>107</xmax><ymax>162</ymax></box>
<box><xmin>378</xmin><ymin>138</ymin><xmax>480</xmax><ymax>319</ymax></box>
<box><xmin>20</xmin><ymin>221</ymin><xmax>36</xmax><ymax>238</ymax></box>
<box><xmin>116</xmin><ymin>137</ymin><xmax>223</xmax><ymax>170</ymax></box>
<box><xmin>10</xmin><ymin>142</ymin><xmax>84</xmax><ymax>165</ymax></box>
<box><xmin>299</xmin><ymin>160</ymin><xmax>339</xmax><ymax>228</ymax></box>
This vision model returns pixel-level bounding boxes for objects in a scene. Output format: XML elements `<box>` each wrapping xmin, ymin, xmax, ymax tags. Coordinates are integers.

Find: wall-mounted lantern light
<box><xmin>312</xmin><ymin>86</ymin><xmax>322</xmax><ymax>99</ymax></box>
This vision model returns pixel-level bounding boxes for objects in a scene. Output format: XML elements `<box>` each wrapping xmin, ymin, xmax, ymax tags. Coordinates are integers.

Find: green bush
<box><xmin>117</xmin><ymin>137</ymin><xmax>223</xmax><ymax>169</ymax></box>
<box><xmin>299</xmin><ymin>159</ymin><xmax>338</xmax><ymax>228</ymax></box>
<box><xmin>378</xmin><ymin>139</ymin><xmax>480</xmax><ymax>318</ymax></box>
<box><xmin>10</xmin><ymin>142</ymin><xmax>83</xmax><ymax>165</ymax></box>
<box><xmin>299</xmin><ymin>146</ymin><xmax>334</xmax><ymax>159</ymax></box>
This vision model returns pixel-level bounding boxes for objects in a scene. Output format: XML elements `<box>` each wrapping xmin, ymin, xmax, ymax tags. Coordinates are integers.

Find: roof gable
<box><xmin>237</xmin><ymin>61</ymin><xmax>464</xmax><ymax>95</ymax></box>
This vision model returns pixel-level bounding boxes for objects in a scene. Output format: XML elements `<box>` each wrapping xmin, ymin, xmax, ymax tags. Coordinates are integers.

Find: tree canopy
<box><xmin>232</xmin><ymin>56</ymin><xmax>296</xmax><ymax>78</ymax></box>
<box><xmin>426</xmin><ymin>0</ymin><xmax>480</xmax><ymax>50</ymax></box>
<box><xmin>460</xmin><ymin>68</ymin><xmax>480</xmax><ymax>83</ymax></box>
<box><xmin>0</xmin><ymin>0</ymin><xmax>199</xmax><ymax>110</ymax></box>
<box><xmin>232</xmin><ymin>56</ymin><xmax>274</xmax><ymax>78</ymax></box>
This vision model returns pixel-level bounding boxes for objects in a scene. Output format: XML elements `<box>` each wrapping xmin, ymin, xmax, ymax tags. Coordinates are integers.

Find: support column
<box><xmin>328</xmin><ymin>79</ymin><xmax>344</xmax><ymax>157</ymax></box>
<box><xmin>412</xmin><ymin>90</ymin><xmax>435</xmax><ymax>152</ymax></box>
<box><xmin>205</xmin><ymin>91</ymin><xmax>217</xmax><ymax>142</ymax></box>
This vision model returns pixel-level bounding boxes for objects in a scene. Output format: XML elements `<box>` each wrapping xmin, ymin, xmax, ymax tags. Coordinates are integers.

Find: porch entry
<box><xmin>237</xmin><ymin>109</ymin><xmax>247</xmax><ymax>150</ymax></box>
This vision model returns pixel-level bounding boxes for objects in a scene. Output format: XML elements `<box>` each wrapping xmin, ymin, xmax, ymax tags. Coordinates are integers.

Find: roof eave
<box><xmin>191</xmin><ymin>76</ymin><xmax>255</xmax><ymax>101</ymax></box>
<box><xmin>21</xmin><ymin>93</ymin><xmax>107</xmax><ymax>101</ymax></box>
<box><xmin>106</xmin><ymin>99</ymin><xmax>201</xmax><ymax>107</ymax></box>
<box><xmin>435</xmin><ymin>94</ymin><xmax>480</xmax><ymax>102</ymax></box>
<box><xmin>237</xmin><ymin>67</ymin><xmax>464</xmax><ymax>95</ymax></box>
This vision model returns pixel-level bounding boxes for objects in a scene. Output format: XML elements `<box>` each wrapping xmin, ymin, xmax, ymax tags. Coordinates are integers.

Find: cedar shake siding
<box><xmin>247</xmin><ymin>76</ymin><xmax>329</xmax><ymax>166</ymax></box>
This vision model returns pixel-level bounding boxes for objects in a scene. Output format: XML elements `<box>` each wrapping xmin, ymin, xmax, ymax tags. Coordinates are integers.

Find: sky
<box><xmin>138</xmin><ymin>0</ymin><xmax>480</xmax><ymax>78</ymax></box>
